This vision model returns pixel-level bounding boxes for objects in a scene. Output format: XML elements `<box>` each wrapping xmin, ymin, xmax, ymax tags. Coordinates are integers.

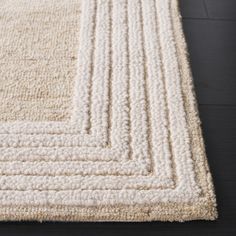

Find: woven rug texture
<box><xmin>0</xmin><ymin>0</ymin><xmax>217</xmax><ymax>221</ymax></box>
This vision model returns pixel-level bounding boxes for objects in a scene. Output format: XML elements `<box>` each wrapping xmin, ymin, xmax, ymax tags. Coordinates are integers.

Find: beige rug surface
<box><xmin>0</xmin><ymin>0</ymin><xmax>217</xmax><ymax>221</ymax></box>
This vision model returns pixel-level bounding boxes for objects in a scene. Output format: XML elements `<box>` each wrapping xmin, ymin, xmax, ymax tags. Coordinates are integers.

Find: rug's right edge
<box><xmin>171</xmin><ymin>0</ymin><xmax>218</xmax><ymax>220</ymax></box>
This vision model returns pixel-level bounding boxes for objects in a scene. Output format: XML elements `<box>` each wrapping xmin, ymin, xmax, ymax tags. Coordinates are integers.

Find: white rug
<box><xmin>0</xmin><ymin>0</ymin><xmax>217</xmax><ymax>221</ymax></box>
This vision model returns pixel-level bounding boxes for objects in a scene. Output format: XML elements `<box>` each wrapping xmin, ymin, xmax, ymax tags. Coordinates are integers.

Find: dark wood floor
<box><xmin>0</xmin><ymin>0</ymin><xmax>236</xmax><ymax>235</ymax></box>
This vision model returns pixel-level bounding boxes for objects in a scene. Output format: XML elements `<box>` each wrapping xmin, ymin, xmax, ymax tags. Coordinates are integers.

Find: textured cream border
<box><xmin>0</xmin><ymin>0</ymin><xmax>217</xmax><ymax>221</ymax></box>
<box><xmin>0</xmin><ymin>0</ymin><xmax>199</xmax><ymax>194</ymax></box>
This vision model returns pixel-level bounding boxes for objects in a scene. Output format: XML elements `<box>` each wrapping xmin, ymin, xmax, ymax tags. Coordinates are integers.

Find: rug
<box><xmin>0</xmin><ymin>0</ymin><xmax>217</xmax><ymax>221</ymax></box>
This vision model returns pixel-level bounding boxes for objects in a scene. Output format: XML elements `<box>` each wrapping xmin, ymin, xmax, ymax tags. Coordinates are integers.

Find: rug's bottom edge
<box><xmin>0</xmin><ymin>201</ymin><xmax>217</xmax><ymax>222</ymax></box>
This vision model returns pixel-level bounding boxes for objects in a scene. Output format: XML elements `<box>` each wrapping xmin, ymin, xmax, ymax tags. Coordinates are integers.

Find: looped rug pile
<box><xmin>0</xmin><ymin>0</ymin><xmax>217</xmax><ymax>221</ymax></box>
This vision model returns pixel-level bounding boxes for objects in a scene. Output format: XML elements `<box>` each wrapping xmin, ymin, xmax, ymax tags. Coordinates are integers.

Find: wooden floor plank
<box><xmin>182</xmin><ymin>19</ymin><xmax>236</xmax><ymax>105</ymax></box>
<box><xmin>205</xmin><ymin>0</ymin><xmax>236</xmax><ymax>20</ymax></box>
<box><xmin>179</xmin><ymin>0</ymin><xmax>208</xmax><ymax>19</ymax></box>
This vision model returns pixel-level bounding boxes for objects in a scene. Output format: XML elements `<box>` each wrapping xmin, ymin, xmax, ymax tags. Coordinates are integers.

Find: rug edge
<box><xmin>171</xmin><ymin>0</ymin><xmax>218</xmax><ymax>221</ymax></box>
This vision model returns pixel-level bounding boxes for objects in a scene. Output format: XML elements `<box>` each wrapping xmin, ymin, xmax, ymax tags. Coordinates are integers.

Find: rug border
<box><xmin>0</xmin><ymin>0</ymin><xmax>217</xmax><ymax>222</ymax></box>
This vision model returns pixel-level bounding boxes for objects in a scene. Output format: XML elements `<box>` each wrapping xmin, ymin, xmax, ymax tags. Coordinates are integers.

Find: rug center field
<box><xmin>0</xmin><ymin>0</ymin><xmax>81</xmax><ymax>122</ymax></box>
